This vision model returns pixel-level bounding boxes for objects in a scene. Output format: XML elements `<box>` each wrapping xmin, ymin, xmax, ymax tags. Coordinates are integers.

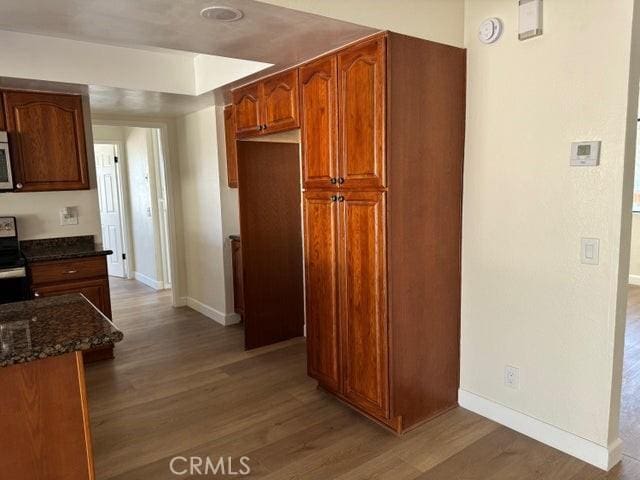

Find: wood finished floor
<box><xmin>621</xmin><ymin>285</ymin><xmax>640</xmax><ymax>461</ymax></box>
<box><xmin>85</xmin><ymin>278</ymin><xmax>640</xmax><ymax>479</ymax></box>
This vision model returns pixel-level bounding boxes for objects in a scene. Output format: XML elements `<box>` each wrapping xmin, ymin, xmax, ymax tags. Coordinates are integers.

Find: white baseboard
<box><xmin>134</xmin><ymin>272</ymin><xmax>164</xmax><ymax>290</ymax></box>
<box><xmin>629</xmin><ymin>274</ymin><xmax>640</xmax><ymax>286</ymax></box>
<box><xmin>186</xmin><ymin>297</ymin><xmax>241</xmax><ymax>326</ymax></box>
<box><xmin>458</xmin><ymin>389</ymin><xmax>622</xmax><ymax>471</ymax></box>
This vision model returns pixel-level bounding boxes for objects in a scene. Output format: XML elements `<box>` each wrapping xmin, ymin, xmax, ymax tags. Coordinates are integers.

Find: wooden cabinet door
<box><xmin>224</xmin><ymin>105</ymin><xmax>239</xmax><ymax>188</ymax></box>
<box><xmin>338</xmin><ymin>191</ymin><xmax>389</xmax><ymax>419</ymax></box>
<box><xmin>4</xmin><ymin>91</ymin><xmax>89</xmax><ymax>192</ymax></box>
<box><xmin>33</xmin><ymin>278</ymin><xmax>112</xmax><ymax>320</ymax></box>
<box><xmin>300</xmin><ymin>56</ymin><xmax>339</xmax><ymax>189</ymax></box>
<box><xmin>303</xmin><ymin>191</ymin><xmax>341</xmax><ymax>392</ymax></box>
<box><xmin>262</xmin><ymin>69</ymin><xmax>300</xmax><ymax>135</ymax></box>
<box><xmin>338</xmin><ymin>37</ymin><xmax>386</xmax><ymax>190</ymax></box>
<box><xmin>233</xmin><ymin>83</ymin><xmax>262</xmax><ymax>138</ymax></box>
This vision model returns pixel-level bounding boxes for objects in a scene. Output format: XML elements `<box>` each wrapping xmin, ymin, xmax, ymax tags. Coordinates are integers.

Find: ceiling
<box><xmin>0</xmin><ymin>0</ymin><xmax>376</xmax><ymax>115</ymax></box>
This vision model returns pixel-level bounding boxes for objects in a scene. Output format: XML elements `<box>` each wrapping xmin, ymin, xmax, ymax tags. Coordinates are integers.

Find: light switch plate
<box><xmin>581</xmin><ymin>238</ymin><xmax>600</xmax><ymax>265</ymax></box>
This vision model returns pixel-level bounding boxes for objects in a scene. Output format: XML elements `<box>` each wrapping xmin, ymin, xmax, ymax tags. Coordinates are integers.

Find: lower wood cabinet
<box><xmin>303</xmin><ymin>192</ymin><xmax>340</xmax><ymax>392</ymax></box>
<box><xmin>30</xmin><ymin>256</ymin><xmax>114</xmax><ymax>362</ymax></box>
<box><xmin>0</xmin><ymin>352</ymin><xmax>95</xmax><ymax>479</ymax></box>
<box><xmin>339</xmin><ymin>191</ymin><xmax>389</xmax><ymax>420</ymax></box>
<box><xmin>304</xmin><ymin>191</ymin><xmax>391</xmax><ymax>424</ymax></box>
<box><xmin>34</xmin><ymin>278</ymin><xmax>111</xmax><ymax>317</ymax></box>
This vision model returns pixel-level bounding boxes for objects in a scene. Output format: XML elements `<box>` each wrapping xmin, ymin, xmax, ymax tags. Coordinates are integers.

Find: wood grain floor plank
<box><xmin>621</xmin><ymin>285</ymin><xmax>640</xmax><ymax>460</ymax></box>
<box><xmin>85</xmin><ymin>278</ymin><xmax>640</xmax><ymax>479</ymax></box>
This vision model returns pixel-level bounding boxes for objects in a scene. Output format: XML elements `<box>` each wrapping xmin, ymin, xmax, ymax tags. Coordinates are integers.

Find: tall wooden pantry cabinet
<box><xmin>301</xmin><ymin>32</ymin><xmax>466</xmax><ymax>433</ymax></box>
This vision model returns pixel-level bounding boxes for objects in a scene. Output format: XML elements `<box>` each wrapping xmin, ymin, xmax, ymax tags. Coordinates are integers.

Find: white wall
<box><xmin>0</xmin><ymin>190</ymin><xmax>101</xmax><ymax>241</ymax></box>
<box><xmin>125</xmin><ymin>127</ymin><xmax>162</xmax><ymax>285</ymax></box>
<box><xmin>0</xmin><ymin>29</ymin><xmax>270</xmax><ymax>96</ymax></box>
<box><xmin>258</xmin><ymin>0</ymin><xmax>465</xmax><ymax>47</ymax></box>
<box><xmin>177</xmin><ymin>106</ymin><xmax>237</xmax><ymax>324</ymax></box>
<box><xmin>461</xmin><ymin>0</ymin><xmax>638</xmax><ymax>469</ymax></box>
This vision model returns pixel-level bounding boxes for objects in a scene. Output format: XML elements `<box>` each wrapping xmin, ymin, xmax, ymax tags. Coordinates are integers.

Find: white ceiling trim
<box><xmin>0</xmin><ymin>29</ymin><xmax>271</xmax><ymax>96</ymax></box>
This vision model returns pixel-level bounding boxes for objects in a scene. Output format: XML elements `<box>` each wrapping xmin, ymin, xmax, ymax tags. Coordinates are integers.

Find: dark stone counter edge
<box><xmin>0</xmin><ymin>330</ymin><xmax>123</xmax><ymax>368</ymax></box>
<box><xmin>24</xmin><ymin>249</ymin><xmax>113</xmax><ymax>263</ymax></box>
<box><xmin>229</xmin><ymin>235</ymin><xmax>240</xmax><ymax>241</ymax></box>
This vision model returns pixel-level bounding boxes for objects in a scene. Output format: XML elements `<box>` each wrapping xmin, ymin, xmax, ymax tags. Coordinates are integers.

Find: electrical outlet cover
<box><xmin>505</xmin><ymin>365</ymin><xmax>520</xmax><ymax>389</ymax></box>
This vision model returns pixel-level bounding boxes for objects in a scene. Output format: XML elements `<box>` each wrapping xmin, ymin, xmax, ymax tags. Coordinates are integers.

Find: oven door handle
<box><xmin>0</xmin><ymin>267</ymin><xmax>26</xmax><ymax>279</ymax></box>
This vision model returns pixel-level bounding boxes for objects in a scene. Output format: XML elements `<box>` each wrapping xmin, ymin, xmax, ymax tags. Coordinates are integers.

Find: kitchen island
<box><xmin>0</xmin><ymin>294</ymin><xmax>123</xmax><ymax>479</ymax></box>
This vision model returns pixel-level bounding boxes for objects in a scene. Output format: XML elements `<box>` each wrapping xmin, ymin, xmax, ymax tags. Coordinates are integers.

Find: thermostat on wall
<box><xmin>570</xmin><ymin>141</ymin><xmax>601</xmax><ymax>166</ymax></box>
<box><xmin>519</xmin><ymin>0</ymin><xmax>543</xmax><ymax>40</ymax></box>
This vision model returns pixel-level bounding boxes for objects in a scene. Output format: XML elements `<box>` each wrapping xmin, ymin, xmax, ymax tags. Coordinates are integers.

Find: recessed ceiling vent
<box><xmin>200</xmin><ymin>6</ymin><xmax>244</xmax><ymax>22</ymax></box>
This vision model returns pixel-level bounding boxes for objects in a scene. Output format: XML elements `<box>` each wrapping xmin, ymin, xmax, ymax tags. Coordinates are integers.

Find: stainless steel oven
<box><xmin>0</xmin><ymin>217</ymin><xmax>28</xmax><ymax>304</ymax></box>
<box><xmin>0</xmin><ymin>132</ymin><xmax>14</xmax><ymax>191</ymax></box>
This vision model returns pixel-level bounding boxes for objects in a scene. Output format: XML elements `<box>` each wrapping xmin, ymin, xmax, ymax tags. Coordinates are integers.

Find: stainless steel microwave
<box><xmin>0</xmin><ymin>132</ymin><xmax>13</xmax><ymax>191</ymax></box>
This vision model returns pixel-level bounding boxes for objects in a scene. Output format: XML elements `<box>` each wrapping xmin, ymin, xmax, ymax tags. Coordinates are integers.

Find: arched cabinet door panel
<box><xmin>300</xmin><ymin>56</ymin><xmax>339</xmax><ymax>189</ymax></box>
<box><xmin>262</xmin><ymin>69</ymin><xmax>300</xmax><ymax>134</ymax></box>
<box><xmin>4</xmin><ymin>90</ymin><xmax>89</xmax><ymax>192</ymax></box>
<box><xmin>337</xmin><ymin>37</ymin><xmax>386</xmax><ymax>190</ymax></box>
<box><xmin>232</xmin><ymin>83</ymin><xmax>262</xmax><ymax>138</ymax></box>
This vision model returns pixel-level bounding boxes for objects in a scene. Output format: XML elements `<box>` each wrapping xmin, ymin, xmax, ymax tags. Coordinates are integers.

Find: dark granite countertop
<box><xmin>0</xmin><ymin>294</ymin><xmax>123</xmax><ymax>367</ymax></box>
<box><xmin>21</xmin><ymin>236</ymin><xmax>113</xmax><ymax>263</ymax></box>
<box><xmin>229</xmin><ymin>234</ymin><xmax>241</xmax><ymax>241</ymax></box>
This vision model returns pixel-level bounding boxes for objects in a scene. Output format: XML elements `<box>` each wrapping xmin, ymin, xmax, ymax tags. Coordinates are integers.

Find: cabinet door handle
<box><xmin>331</xmin><ymin>195</ymin><xmax>337</xmax><ymax>202</ymax></box>
<box><xmin>64</xmin><ymin>270</ymin><xmax>78</xmax><ymax>274</ymax></box>
<box><xmin>34</xmin><ymin>291</ymin><xmax>40</xmax><ymax>298</ymax></box>
<box><xmin>337</xmin><ymin>196</ymin><xmax>345</xmax><ymax>202</ymax></box>
<box><xmin>15</xmin><ymin>183</ymin><xmax>23</xmax><ymax>189</ymax></box>
<box><xmin>330</xmin><ymin>177</ymin><xmax>337</xmax><ymax>184</ymax></box>
<box><xmin>338</xmin><ymin>177</ymin><xmax>345</xmax><ymax>184</ymax></box>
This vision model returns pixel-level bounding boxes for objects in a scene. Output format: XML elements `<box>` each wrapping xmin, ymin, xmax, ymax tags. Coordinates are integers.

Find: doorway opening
<box><xmin>621</xmin><ymin>118</ymin><xmax>640</xmax><ymax>463</ymax></box>
<box><xmin>93</xmin><ymin>125</ymin><xmax>175</xmax><ymax>301</ymax></box>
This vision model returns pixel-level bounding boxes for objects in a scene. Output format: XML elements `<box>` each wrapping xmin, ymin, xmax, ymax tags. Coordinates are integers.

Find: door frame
<box><xmin>93</xmin><ymin>140</ymin><xmax>132</xmax><ymax>279</ymax></box>
<box><xmin>149</xmin><ymin>128</ymin><xmax>172</xmax><ymax>289</ymax></box>
<box><xmin>92</xmin><ymin>118</ymin><xmax>181</xmax><ymax>307</ymax></box>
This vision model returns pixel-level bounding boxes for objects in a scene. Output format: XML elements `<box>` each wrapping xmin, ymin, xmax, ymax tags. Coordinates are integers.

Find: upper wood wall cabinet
<box><xmin>301</xmin><ymin>32</ymin><xmax>466</xmax><ymax>433</ymax></box>
<box><xmin>300</xmin><ymin>56</ymin><xmax>339</xmax><ymax>189</ymax></box>
<box><xmin>232</xmin><ymin>69</ymin><xmax>299</xmax><ymax>138</ymax></box>
<box><xmin>233</xmin><ymin>83</ymin><xmax>262</xmax><ymax>138</ymax></box>
<box><xmin>3</xmin><ymin>90</ymin><xmax>90</xmax><ymax>192</ymax></box>
<box><xmin>300</xmin><ymin>39</ymin><xmax>385</xmax><ymax>190</ymax></box>
<box><xmin>337</xmin><ymin>37</ymin><xmax>386</xmax><ymax>190</ymax></box>
<box><xmin>223</xmin><ymin>105</ymin><xmax>239</xmax><ymax>188</ymax></box>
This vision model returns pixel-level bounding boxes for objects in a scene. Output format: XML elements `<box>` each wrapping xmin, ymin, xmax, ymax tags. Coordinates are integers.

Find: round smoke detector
<box><xmin>200</xmin><ymin>6</ymin><xmax>244</xmax><ymax>22</ymax></box>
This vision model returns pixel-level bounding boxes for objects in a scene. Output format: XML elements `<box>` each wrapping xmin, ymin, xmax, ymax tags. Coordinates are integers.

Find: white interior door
<box><xmin>95</xmin><ymin>143</ymin><xmax>126</xmax><ymax>278</ymax></box>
